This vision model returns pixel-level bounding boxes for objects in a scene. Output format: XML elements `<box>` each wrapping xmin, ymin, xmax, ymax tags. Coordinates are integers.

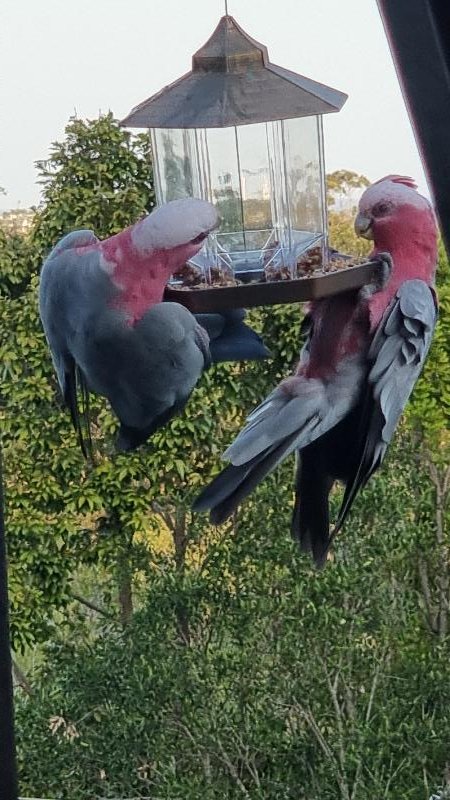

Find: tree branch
<box><xmin>11</xmin><ymin>655</ymin><xmax>33</xmax><ymax>696</ymax></box>
<box><xmin>151</xmin><ymin>501</ymin><xmax>175</xmax><ymax>532</ymax></box>
<box><xmin>69</xmin><ymin>592</ymin><xmax>116</xmax><ymax>620</ymax></box>
<box><xmin>418</xmin><ymin>558</ymin><xmax>438</xmax><ymax>633</ymax></box>
<box><xmin>321</xmin><ymin>665</ymin><xmax>350</xmax><ymax>800</ymax></box>
<box><xmin>293</xmin><ymin>697</ymin><xmax>350</xmax><ymax>800</ymax></box>
<box><xmin>216</xmin><ymin>736</ymin><xmax>252</xmax><ymax>799</ymax></box>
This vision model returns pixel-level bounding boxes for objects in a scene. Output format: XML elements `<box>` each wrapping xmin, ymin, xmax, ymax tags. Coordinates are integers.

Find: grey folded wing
<box><xmin>335</xmin><ymin>278</ymin><xmax>438</xmax><ymax>531</ymax></box>
<box><xmin>67</xmin><ymin>300</ymin><xmax>205</xmax><ymax>431</ymax></box>
<box><xmin>39</xmin><ymin>237</ymin><xmax>209</xmax><ymax>451</ymax></box>
<box><xmin>39</xmin><ymin>231</ymin><xmax>102</xmax><ymax>454</ymax></box>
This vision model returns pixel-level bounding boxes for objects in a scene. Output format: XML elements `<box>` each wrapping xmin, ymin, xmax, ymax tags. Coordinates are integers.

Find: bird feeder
<box><xmin>122</xmin><ymin>15</ymin><xmax>381</xmax><ymax>311</ymax></box>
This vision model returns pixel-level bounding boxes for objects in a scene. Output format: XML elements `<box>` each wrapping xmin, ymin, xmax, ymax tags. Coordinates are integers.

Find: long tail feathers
<box><xmin>77</xmin><ymin>366</ymin><xmax>94</xmax><ymax>460</ymax></box>
<box><xmin>291</xmin><ymin>453</ymin><xmax>334</xmax><ymax>568</ymax></box>
<box><xmin>193</xmin><ymin>431</ymin><xmax>300</xmax><ymax>524</ymax></box>
<box><xmin>331</xmin><ymin>398</ymin><xmax>383</xmax><ymax>540</ymax></box>
<box><xmin>63</xmin><ymin>359</ymin><xmax>94</xmax><ymax>460</ymax></box>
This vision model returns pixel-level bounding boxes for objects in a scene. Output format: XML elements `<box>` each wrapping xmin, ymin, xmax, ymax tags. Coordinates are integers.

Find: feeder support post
<box><xmin>0</xmin><ymin>447</ymin><xmax>18</xmax><ymax>800</ymax></box>
<box><xmin>376</xmin><ymin>0</ymin><xmax>450</xmax><ymax>256</ymax></box>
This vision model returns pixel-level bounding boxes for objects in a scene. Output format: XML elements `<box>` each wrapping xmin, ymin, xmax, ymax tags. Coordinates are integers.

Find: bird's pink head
<box><xmin>355</xmin><ymin>175</ymin><xmax>438</xmax><ymax>272</ymax></box>
<box><xmin>101</xmin><ymin>198</ymin><xmax>219</xmax><ymax>321</ymax></box>
<box><xmin>130</xmin><ymin>197</ymin><xmax>219</xmax><ymax>269</ymax></box>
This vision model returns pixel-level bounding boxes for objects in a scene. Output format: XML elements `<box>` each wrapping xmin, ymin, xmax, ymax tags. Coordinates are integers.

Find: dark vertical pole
<box><xmin>376</xmin><ymin>0</ymin><xmax>450</xmax><ymax>257</ymax></box>
<box><xmin>0</xmin><ymin>448</ymin><xmax>18</xmax><ymax>800</ymax></box>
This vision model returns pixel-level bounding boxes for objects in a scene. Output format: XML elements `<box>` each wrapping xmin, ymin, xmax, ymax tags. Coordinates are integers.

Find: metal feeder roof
<box><xmin>121</xmin><ymin>15</ymin><xmax>348</xmax><ymax>129</ymax></box>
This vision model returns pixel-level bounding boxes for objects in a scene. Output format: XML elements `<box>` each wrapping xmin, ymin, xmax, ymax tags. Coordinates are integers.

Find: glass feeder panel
<box><xmin>151</xmin><ymin>128</ymin><xmax>217</xmax><ymax>278</ymax></box>
<box><xmin>283</xmin><ymin>115</ymin><xmax>326</xmax><ymax>261</ymax></box>
<box><xmin>266</xmin><ymin>120</ymin><xmax>292</xmax><ymax>275</ymax></box>
<box><xmin>231</xmin><ymin>123</ymin><xmax>273</xmax><ymax>278</ymax></box>
<box><xmin>151</xmin><ymin>129</ymin><xmax>197</xmax><ymax>203</ymax></box>
<box><xmin>264</xmin><ymin>117</ymin><xmax>327</xmax><ymax>279</ymax></box>
<box><xmin>205</xmin><ymin>126</ymin><xmax>244</xmax><ymax>273</ymax></box>
<box><xmin>151</xmin><ymin>117</ymin><xmax>328</xmax><ymax>284</ymax></box>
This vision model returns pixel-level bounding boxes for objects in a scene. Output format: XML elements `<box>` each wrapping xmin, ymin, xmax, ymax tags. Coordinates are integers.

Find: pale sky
<box><xmin>0</xmin><ymin>0</ymin><xmax>428</xmax><ymax>212</ymax></box>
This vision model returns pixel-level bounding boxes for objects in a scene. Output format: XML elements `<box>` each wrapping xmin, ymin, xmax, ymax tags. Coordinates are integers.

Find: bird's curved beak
<box><xmin>189</xmin><ymin>213</ymin><xmax>220</xmax><ymax>246</ymax></box>
<box><xmin>354</xmin><ymin>212</ymin><xmax>373</xmax><ymax>240</ymax></box>
<box><xmin>189</xmin><ymin>231</ymin><xmax>209</xmax><ymax>245</ymax></box>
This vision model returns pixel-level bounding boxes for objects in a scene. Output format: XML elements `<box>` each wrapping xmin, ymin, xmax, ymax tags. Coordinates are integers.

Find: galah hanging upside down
<box><xmin>194</xmin><ymin>176</ymin><xmax>438</xmax><ymax>566</ymax></box>
<box><xmin>39</xmin><ymin>198</ymin><xmax>269</xmax><ymax>455</ymax></box>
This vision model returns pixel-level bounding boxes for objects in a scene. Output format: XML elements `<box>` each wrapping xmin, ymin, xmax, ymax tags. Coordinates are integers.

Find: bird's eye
<box><xmin>372</xmin><ymin>201</ymin><xmax>392</xmax><ymax>217</ymax></box>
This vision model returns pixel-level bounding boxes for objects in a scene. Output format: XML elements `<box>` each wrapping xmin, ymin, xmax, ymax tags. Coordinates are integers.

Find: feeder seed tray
<box><xmin>164</xmin><ymin>259</ymin><xmax>382</xmax><ymax>313</ymax></box>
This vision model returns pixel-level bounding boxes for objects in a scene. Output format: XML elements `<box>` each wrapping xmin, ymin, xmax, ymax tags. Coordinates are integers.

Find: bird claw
<box><xmin>359</xmin><ymin>251</ymin><xmax>393</xmax><ymax>299</ymax></box>
<box><xmin>374</xmin><ymin>252</ymin><xmax>393</xmax><ymax>289</ymax></box>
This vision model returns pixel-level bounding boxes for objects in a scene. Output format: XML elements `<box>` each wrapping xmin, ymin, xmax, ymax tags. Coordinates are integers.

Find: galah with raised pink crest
<box><xmin>194</xmin><ymin>176</ymin><xmax>438</xmax><ymax>565</ymax></box>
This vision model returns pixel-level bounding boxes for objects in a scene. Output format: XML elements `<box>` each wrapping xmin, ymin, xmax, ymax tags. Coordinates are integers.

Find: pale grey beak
<box><xmin>354</xmin><ymin>212</ymin><xmax>373</xmax><ymax>240</ymax></box>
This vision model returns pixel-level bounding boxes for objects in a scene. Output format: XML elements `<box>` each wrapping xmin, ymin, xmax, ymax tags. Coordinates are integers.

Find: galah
<box><xmin>194</xmin><ymin>176</ymin><xmax>438</xmax><ymax>566</ymax></box>
<box><xmin>39</xmin><ymin>198</ymin><xmax>269</xmax><ymax>455</ymax></box>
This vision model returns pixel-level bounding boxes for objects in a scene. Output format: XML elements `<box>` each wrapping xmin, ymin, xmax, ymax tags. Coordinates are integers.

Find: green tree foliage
<box><xmin>328</xmin><ymin>209</ymin><xmax>372</xmax><ymax>259</ymax></box>
<box><xmin>326</xmin><ymin>170</ymin><xmax>370</xmax><ymax>209</ymax></box>
<box><xmin>0</xmin><ymin>227</ymin><xmax>34</xmax><ymax>298</ymax></box>
<box><xmin>15</xmin><ymin>439</ymin><xmax>450</xmax><ymax>799</ymax></box>
<box><xmin>326</xmin><ymin>171</ymin><xmax>372</xmax><ymax>258</ymax></box>
<box><xmin>402</xmin><ymin>244</ymin><xmax>450</xmax><ymax>643</ymax></box>
<box><xmin>408</xmin><ymin>241</ymin><xmax>450</xmax><ymax>444</ymax></box>
<box><xmin>32</xmin><ymin>113</ymin><xmax>155</xmax><ymax>258</ymax></box>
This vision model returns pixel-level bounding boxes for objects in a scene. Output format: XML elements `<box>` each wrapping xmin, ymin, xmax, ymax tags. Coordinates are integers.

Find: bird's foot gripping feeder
<box><xmin>123</xmin><ymin>13</ymin><xmax>380</xmax><ymax>312</ymax></box>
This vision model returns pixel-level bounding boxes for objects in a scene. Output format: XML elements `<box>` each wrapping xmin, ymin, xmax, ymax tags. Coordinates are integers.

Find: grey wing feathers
<box><xmin>193</xmin><ymin>430</ymin><xmax>301</xmax><ymax>523</ymax></box>
<box><xmin>194</xmin><ymin>383</ymin><xmax>348</xmax><ymax>522</ymax></box>
<box><xmin>223</xmin><ymin>391</ymin><xmax>321</xmax><ymax>466</ymax></box>
<box><xmin>223</xmin><ymin>352</ymin><xmax>364</xmax><ymax>467</ymax></box>
<box><xmin>195</xmin><ymin>309</ymin><xmax>270</xmax><ymax>363</ymax></box>
<box><xmin>100</xmin><ymin>302</ymin><xmax>206</xmax><ymax>430</ymax></box>
<box><xmin>40</xmin><ymin>231</ymin><xmax>100</xmax><ymax>457</ymax></box>
<box><xmin>46</xmin><ymin>230</ymin><xmax>99</xmax><ymax>259</ymax></box>
<box><xmin>194</xmin><ymin>332</ymin><xmax>365</xmax><ymax>520</ymax></box>
<box><xmin>335</xmin><ymin>279</ymin><xmax>437</xmax><ymax>532</ymax></box>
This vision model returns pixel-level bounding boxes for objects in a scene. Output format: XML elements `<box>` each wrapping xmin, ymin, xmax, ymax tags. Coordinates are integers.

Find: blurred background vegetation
<box><xmin>1</xmin><ymin>115</ymin><xmax>449</xmax><ymax>800</ymax></box>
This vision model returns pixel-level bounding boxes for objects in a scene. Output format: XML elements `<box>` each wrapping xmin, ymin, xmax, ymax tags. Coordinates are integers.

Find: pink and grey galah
<box><xmin>194</xmin><ymin>176</ymin><xmax>438</xmax><ymax>565</ymax></box>
<box><xmin>39</xmin><ymin>198</ymin><xmax>269</xmax><ymax>455</ymax></box>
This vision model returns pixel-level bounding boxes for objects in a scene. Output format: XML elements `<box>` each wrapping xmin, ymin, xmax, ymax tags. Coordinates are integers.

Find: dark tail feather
<box><xmin>193</xmin><ymin>431</ymin><xmax>299</xmax><ymax>524</ymax></box>
<box><xmin>193</xmin><ymin>462</ymin><xmax>254</xmax><ymax>515</ymax></box>
<box><xmin>292</xmin><ymin>405</ymin><xmax>373</xmax><ymax>563</ymax></box>
<box><xmin>291</xmin><ymin>452</ymin><xmax>333</xmax><ymax>568</ymax></box>
<box><xmin>330</xmin><ymin>438</ymin><xmax>381</xmax><ymax>544</ymax></box>
<box><xmin>77</xmin><ymin>366</ymin><xmax>94</xmax><ymax>461</ymax></box>
<box><xmin>200</xmin><ymin>310</ymin><xmax>270</xmax><ymax>363</ymax></box>
<box><xmin>63</xmin><ymin>360</ymin><xmax>93</xmax><ymax>460</ymax></box>
<box><xmin>331</xmin><ymin>401</ymin><xmax>384</xmax><ymax>539</ymax></box>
